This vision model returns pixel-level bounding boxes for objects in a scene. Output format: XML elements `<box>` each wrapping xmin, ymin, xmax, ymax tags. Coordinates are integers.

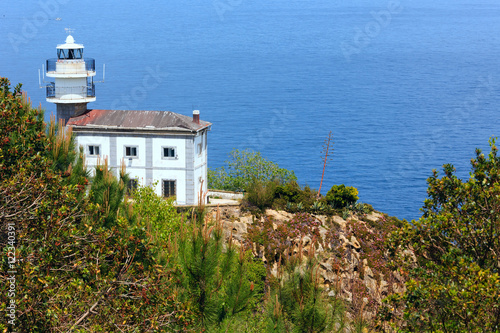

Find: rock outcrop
<box><xmin>208</xmin><ymin>205</ymin><xmax>406</xmax><ymax>317</ymax></box>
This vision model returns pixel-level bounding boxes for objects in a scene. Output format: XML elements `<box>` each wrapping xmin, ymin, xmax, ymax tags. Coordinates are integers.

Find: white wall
<box><xmin>151</xmin><ymin>136</ymin><xmax>188</xmax><ymax>203</ymax></box>
<box><xmin>151</xmin><ymin>169</ymin><xmax>187</xmax><ymax>204</ymax></box>
<box><xmin>194</xmin><ymin>131</ymin><xmax>208</xmax><ymax>203</ymax></box>
<box><xmin>126</xmin><ymin>169</ymin><xmax>147</xmax><ymax>187</ymax></box>
<box><xmin>194</xmin><ymin>132</ymin><xmax>205</xmax><ymax>166</ymax></box>
<box><xmin>75</xmin><ymin>130</ymin><xmax>209</xmax><ymax>205</ymax></box>
<box><xmin>54</xmin><ymin>77</ymin><xmax>87</xmax><ymax>99</ymax></box>
<box><xmin>117</xmin><ymin>136</ymin><xmax>146</xmax><ymax>168</ymax></box>
<box><xmin>75</xmin><ymin>134</ymin><xmax>110</xmax><ymax>168</ymax></box>
<box><xmin>152</xmin><ymin>136</ymin><xmax>186</xmax><ymax>169</ymax></box>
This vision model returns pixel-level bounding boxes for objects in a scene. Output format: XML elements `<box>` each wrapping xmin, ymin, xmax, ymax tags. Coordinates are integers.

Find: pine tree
<box><xmin>268</xmin><ymin>247</ymin><xmax>345</xmax><ymax>333</ymax></box>
<box><xmin>88</xmin><ymin>158</ymin><xmax>129</xmax><ymax>227</ymax></box>
<box><xmin>173</xmin><ymin>206</ymin><xmax>256</xmax><ymax>329</ymax></box>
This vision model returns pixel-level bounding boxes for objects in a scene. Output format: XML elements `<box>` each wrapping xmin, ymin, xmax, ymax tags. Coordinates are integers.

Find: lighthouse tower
<box><xmin>45</xmin><ymin>34</ymin><xmax>96</xmax><ymax>123</ymax></box>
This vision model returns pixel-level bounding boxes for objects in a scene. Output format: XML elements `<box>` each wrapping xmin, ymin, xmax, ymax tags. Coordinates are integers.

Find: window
<box><xmin>87</xmin><ymin>145</ymin><xmax>100</xmax><ymax>156</ymax></box>
<box><xmin>57</xmin><ymin>48</ymin><xmax>83</xmax><ymax>60</ymax></box>
<box><xmin>125</xmin><ymin>146</ymin><xmax>138</xmax><ymax>158</ymax></box>
<box><xmin>162</xmin><ymin>180</ymin><xmax>176</xmax><ymax>198</ymax></box>
<box><xmin>197</xmin><ymin>143</ymin><xmax>202</xmax><ymax>156</ymax></box>
<box><xmin>162</xmin><ymin>147</ymin><xmax>176</xmax><ymax>159</ymax></box>
<box><xmin>127</xmin><ymin>179</ymin><xmax>138</xmax><ymax>195</ymax></box>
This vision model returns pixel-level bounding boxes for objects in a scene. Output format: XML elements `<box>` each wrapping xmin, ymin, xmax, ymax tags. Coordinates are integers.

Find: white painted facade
<box><xmin>73</xmin><ymin>126</ymin><xmax>210</xmax><ymax>205</ymax></box>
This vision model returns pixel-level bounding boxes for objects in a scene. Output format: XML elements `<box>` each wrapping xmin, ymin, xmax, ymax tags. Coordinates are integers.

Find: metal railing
<box><xmin>87</xmin><ymin>82</ymin><xmax>95</xmax><ymax>97</ymax></box>
<box><xmin>46</xmin><ymin>82</ymin><xmax>55</xmax><ymax>98</ymax></box>
<box><xmin>45</xmin><ymin>84</ymin><xmax>96</xmax><ymax>99</ymax></box>
<box><xmin>46</xmin><ymin>58</ymin><xmax>95</xmax><ymax>73</ymax></box>
<box><xmin>85</xmin><ymin>58</ymin><xmax>95</xmax><ymax>72</ymax></box>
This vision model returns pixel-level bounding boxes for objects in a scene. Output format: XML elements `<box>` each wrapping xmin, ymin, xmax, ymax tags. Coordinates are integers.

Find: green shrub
<box><xmin>208</xmin><ymin>149</ymin><xmax>296</xmax><ymax>191</ymax></box>
<box><xmin>274</xmin><ymin>181</ymin><xmax>302</xmax><ymax>203</ymax></box>
<box><xmin>274</xmin><ymin>181</ymin><xmax>317</xmax><ymax>211</ymax></box>
<box><xmin>298</xmin><ymin>185</ymin><xmax>316</xmax><ymax>208</ymax></box>
<box><xmin>244</xmin><ymin>180</ymin><xmax>277</xmax><ymax>211</ymax></box>
<box><xmin>325</xmin><ymin>184</ymin><xmax>359</xmax><ymax>209</ymax></box>
<box><xmin>273</xmin><ymin>197</ymin><xmax>288</xmax><ymax>210</ymax></box>
<box><xmin>362</xmin><ymin>203</ymin><xmax>374</xmax><ymax>214</ymax></box>
<box><xmin>268</xmin><ymin>257</ymin><xmax>345</xmax><ymax>333</ymax></box>
<box><xmin>129</xmin><ymin>183</ymin><xmax>182</xmax><ymax>262</ymax></box>
<box><xmin>244</xmin><ymin>252</ymin><xmax>267</xmax><ymax>310</ymax></box>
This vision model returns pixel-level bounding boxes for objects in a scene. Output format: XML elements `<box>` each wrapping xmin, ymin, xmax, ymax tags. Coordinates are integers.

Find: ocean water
<box><xmin>1</xmin><ymin>0</ymin><xmax>500</xmax><ymax>221</ymax></box>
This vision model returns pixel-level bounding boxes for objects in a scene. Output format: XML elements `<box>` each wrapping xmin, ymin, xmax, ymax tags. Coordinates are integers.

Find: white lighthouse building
<box><xmin>45</xmin><ymin>34</ymin><xmax>96</xmax><ymax>123</ymax></box>
<box><xmin>45</xmin><ymin>35</ymin><xmax>211</xmax><ymax>205</ymax></box>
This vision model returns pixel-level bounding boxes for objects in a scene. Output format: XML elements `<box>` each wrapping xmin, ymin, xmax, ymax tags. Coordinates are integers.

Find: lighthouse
<box><xmin>45</xmin><ymin>34</ymin><xmax>96</xmax><ymax>123</ymax></box>
<box><xmin>42</xmin><ymin>34</ymin><xmax>211</xmax><ymax>205</ymax></box>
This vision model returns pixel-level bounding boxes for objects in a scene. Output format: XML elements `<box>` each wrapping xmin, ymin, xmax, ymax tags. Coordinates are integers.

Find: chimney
<box><xmin>193</xmin><ymin>110</ymin><xmax>200</xmax><ymax>124</ymax></box>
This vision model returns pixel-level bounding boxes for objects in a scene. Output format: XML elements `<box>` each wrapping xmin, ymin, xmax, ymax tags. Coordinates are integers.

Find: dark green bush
<box><xmin>363</xmin><ymin>203</ymin><xmax>374</xmax><ymax>213</ymax></box>
<box><xmin>274</xmin><ymin>181</ymin><xmax>317</xmax><ymax>211</ymax></box>
<box><xmin>274</xmin><ymin>181</ymin><xmax>302</xmax><ymax>203</ymax></box>
<box><xmin>325</xmin><ymin>184</ymin><xmax>359</xmax><ymax>208</ymax></box>
<box><xmin>244</xmin><ymin>180</ymin><xmax>277</xmax><ymax>211</ymax></box>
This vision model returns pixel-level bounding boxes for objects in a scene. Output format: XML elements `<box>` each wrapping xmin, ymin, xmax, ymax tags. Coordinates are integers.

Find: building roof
<box><xmin>67</xmin><ymin>109</ymin><xmax>211</xmax><ymax>133</ymax></box>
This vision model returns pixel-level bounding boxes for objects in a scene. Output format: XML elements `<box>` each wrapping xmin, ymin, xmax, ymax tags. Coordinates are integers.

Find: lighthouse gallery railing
<box><xmin>46</xmin><ymin>82</ymin><xmax>96</xmax><ymax>99</ymax></box>
<box><xmin>46</xmin><ymin>58</ymin><xmax>95</xmax><ymax>73</ymax></box>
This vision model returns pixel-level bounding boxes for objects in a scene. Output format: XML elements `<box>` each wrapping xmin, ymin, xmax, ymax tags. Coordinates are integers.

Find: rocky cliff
<box><xmin>209</xmin><ymin>205</ymin><xmax>407</xmax><ymax>321</ymax></box>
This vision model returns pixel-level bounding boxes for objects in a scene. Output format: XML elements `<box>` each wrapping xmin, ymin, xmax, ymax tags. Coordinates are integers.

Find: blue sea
<box><xmin>1</xmin><ymin>0</ymin><xmax>499</xmax><ymax>221</ymax></box>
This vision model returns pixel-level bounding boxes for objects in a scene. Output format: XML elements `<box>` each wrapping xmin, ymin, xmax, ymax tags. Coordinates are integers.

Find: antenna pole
<box><xmin>38</xmin><ymin>69</ymin><xmax>41</xmax><ymax>88</ymax></box>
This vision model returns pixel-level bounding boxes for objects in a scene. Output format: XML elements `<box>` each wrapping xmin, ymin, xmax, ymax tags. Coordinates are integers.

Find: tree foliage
<box><xmin>274</xmin><ymin>181</ymin><xmax>317</xmax><ymax>209</ymax></box>
<box><xmin>268</xmin><ymin>255</ymin><xmax>345</xmax><ymax>333</ymax></box>
<box><xmin>127</xmin><ymin>183</ymin><xmax>182</xmax><ymax>263</ymax></box>
<box><xmin>0</xmin><ymin>78</ymin><xmax>186</xmax><ymax>332</ymax></box>
<box><xmin>0</xmin><ymin>79</ymin><xmax>46</xmax><ymax>177</ymax></box>
<box><xmin>171</xmin><ymin>209</ymin><xmax>257</xmax><ymax>330</ymax></box>
<box><xmin>388</xmin><ymin>138</ymin><xmax>500</xmax><ymax>332</ymax></box>
<box><xmin>208</xmin><ymin>149</ymin><xmax>297</xmax><ymax>192</ymax></box>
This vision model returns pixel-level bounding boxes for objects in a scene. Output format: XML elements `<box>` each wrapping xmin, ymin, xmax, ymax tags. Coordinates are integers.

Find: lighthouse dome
<box><xmin>57</xmin><ymin>35</ymin><xmax>84</xmax><ymax>50</ymax></box>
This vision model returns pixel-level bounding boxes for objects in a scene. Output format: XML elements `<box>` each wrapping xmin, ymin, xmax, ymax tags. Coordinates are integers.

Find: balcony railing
<box><xmin>46</xmin><ymin>58</ymin><xmax>95</xmax><ymax>73</ymax></box>
<box><xmin>46</xmin><ymin>82</ymin><xmax>55</xmax><ymax>98</ymax></box>
<box><xmin>85</xmin><ymin>58</ymin><xmax>95</xmax><ymax>72</ymax></box>
<box><xmin>46</xmin><ymin>83</ymin><xmax>96</xmax><ymax>99</ymax></box>
<box><xmin>87</xmin><ymin>82</ymin><xmax>95</xmax><ymax>97</ymax></box>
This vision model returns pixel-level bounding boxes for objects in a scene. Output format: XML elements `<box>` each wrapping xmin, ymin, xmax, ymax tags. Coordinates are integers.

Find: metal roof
<box><xmin>67</xmin><ymin>109</ymin><xmax>211</xmax><ymax>133</ymax></box>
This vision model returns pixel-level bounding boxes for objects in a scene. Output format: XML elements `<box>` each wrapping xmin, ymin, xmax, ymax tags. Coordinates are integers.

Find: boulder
<box><xmin>265</xmin><ymin>209</ymin><xmax>293</xmax><ymax>222</ymax></box>
<box><xmin>331</xmin><ymin>215</ymin><xmax>347</xmax><ymax>229</ymax></box>
<box><xmin>350</xmin><ymin>235</ymin><xmax>361</xmax><ymax>251</ymax></box>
